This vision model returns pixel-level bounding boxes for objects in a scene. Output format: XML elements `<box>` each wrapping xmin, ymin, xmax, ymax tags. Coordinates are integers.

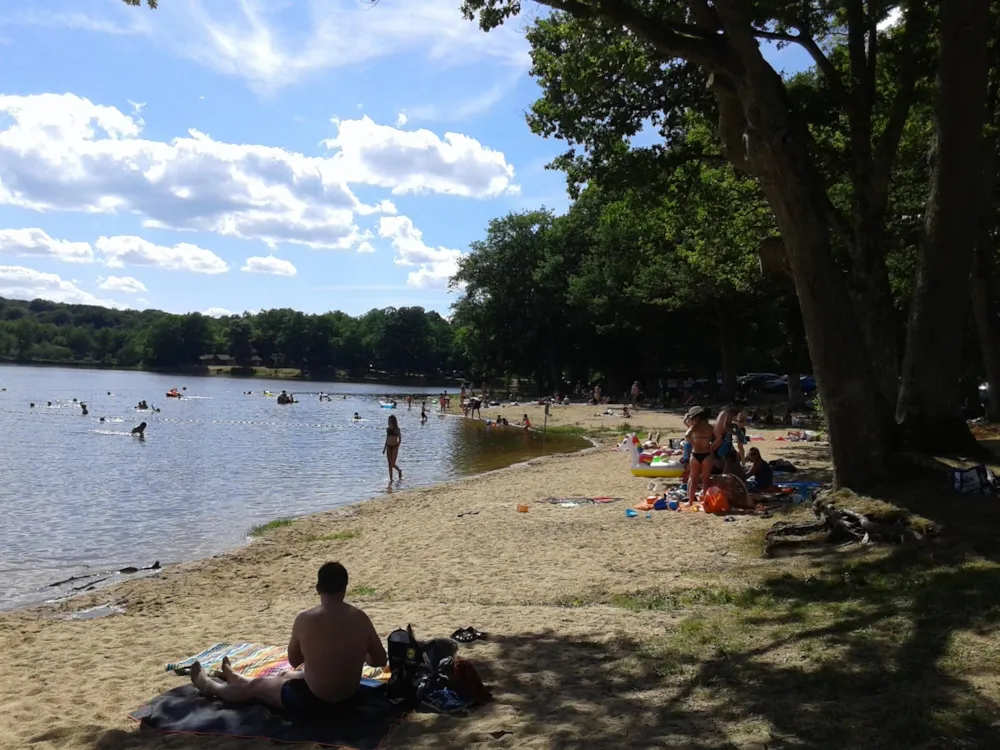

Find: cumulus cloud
<box><xmin>325</xmin><ymin>116</ymin><xmax>517</xmax><ymax>198</ymax></box>
<box><xmin>0</xmin><ymin>227</ymin><xmax>94</xmax><ymax>263</ymax></box>
<box><xmin>0</xmin><ymin>265</ymin><xmax>119</xmax><ymax>307</ymax></box>
<box><xmin>98</xmin><ymin>275</ymin><xmax>147</xmax><ymax>294</ymax></box>
<box><xmin>0</xmin><ymin>93</ymin><xmax>516</xmax><ymax>250</ymax></box>
<box><xmin>95</xmin><ymin>235</ymin><xmax>229</xmax><ymax>274</ymax></box>
<box><xmin>356</xmin><ymin>241</ymin><xmax>375</xmax><ymax>254</ymax></box>
<box><xmin>378</xmin><ymin>216</ymin><xmax>463</xmax><ymax>290</ymax></box>
<box><xmin>203</xmin><ymin>306</ymin><xmax>234</xmax><ymax>317</ymax></box>
<box><xmin>241</xmin><ymin>255</ymin><xmax>297</xmax><ymax>277</ymax></box>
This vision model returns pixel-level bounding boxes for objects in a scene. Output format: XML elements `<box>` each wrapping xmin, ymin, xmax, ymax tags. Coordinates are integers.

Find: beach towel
<box><xmin>167</xmin><ymin>642</ymin><xmax>390</xmax><ymax>683</ymax></box>
<box><xmin>131</xmin><ymin>683</ymin><xmax>403</xmax><ymax>750</ymax></box>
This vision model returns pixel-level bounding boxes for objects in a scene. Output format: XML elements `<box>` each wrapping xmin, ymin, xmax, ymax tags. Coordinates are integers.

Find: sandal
<box><xmin>451</xmin><ymin>627</ymin><xmax>487</xmax><ymax>643</ymax></box>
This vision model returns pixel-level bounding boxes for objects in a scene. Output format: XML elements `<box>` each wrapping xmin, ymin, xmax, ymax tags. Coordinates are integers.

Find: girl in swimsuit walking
<box><xmin>383</xmin><ymin>414</ymin><xmax>402</xmax><ymax>485</ymax></box>
<box><xmin>685</xmin><ymin>406</ymin><xmax>715</xmax><ymax>506</ymax></box>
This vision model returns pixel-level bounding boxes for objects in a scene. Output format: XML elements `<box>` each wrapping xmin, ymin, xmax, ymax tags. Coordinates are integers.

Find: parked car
<box><xmin>738</xmin><ymin>373</ymin><xmax>781</xmax><ymax>390</ymax></box>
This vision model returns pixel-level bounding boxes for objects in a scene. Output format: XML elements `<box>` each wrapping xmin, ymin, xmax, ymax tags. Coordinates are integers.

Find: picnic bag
<box><xmin>950</xmin><ymin>465</ymin><xmax>997</xmax><ymax>495</ymax></box>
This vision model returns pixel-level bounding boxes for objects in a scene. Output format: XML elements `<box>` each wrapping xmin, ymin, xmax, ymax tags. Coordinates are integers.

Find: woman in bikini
<box><xmin>685</xmin><ymin>406</ymin><xmax>715</xmax><ymax>506</ymax></box>
<box><xmin>382</xmin><ymin>415</ymin><xmax>402</xmax><ymax>484</ymax></box>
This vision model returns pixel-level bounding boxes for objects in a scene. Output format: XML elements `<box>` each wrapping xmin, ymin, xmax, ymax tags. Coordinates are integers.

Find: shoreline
<box><xmin>5</xmin><ymin>420</ymin><xmax>598</xmax><ymax>615</ymax></box>
<box><xmin>0</xmin><ymin>405</ymin><xmax>843</xmax><ymax>749</ymax></box>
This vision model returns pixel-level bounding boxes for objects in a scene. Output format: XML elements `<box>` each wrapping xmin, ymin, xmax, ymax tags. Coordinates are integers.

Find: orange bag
<box><xmin>702</xmin><ymin>486</ymin><xmax>730</xmax><ymax>514</ymax></box>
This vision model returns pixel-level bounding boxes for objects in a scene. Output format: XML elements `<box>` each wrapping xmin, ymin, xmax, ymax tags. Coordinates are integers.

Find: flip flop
<box><xmin>451</xmin><ymin>627</ymin><xmax>487</xmax><ymax>643</ymax></box>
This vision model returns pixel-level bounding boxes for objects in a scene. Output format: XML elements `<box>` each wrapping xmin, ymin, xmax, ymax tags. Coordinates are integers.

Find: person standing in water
<box><xmin>382</xmin><ymin>415</ymin><xmax>402</xmax><ymax>484</ymax></box>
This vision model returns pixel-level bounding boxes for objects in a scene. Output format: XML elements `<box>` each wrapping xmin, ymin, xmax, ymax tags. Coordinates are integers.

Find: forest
<box><xmin>0</xmin><ymin>297</ymin><xmax>463</xmax><ymax>378</ymax></box>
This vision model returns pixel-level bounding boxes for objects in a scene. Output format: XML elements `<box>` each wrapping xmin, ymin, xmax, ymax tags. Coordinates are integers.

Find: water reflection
<box><xmin>0</xmin><ymin>365</ymin><xmax>588</xmax><ymax>608</ymax></box>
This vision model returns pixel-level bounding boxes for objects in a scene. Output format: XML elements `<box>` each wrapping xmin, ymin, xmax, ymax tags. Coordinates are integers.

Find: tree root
<box><xmin>764</xmin><ymin>496</ymin><xmax>924</xmax><ymax>557</ymax></box>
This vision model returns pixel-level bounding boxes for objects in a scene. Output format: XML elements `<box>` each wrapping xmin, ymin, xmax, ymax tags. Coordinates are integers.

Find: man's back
<box><xmin>297</xmin><ymin>602</ymin><xmax>384</xmax><ymax>703</ymax></box>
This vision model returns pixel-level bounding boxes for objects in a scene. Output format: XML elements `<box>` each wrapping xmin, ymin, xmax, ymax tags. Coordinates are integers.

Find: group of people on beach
<box><xmin>682</xmin><ymin>402</ymin><xmax>773</xmax><ymax>506</ymax></box>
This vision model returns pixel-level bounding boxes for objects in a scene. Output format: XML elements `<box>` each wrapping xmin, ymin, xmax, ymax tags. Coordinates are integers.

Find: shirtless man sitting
<box><xmin>188</xmin><ymin>562</ymin><xmax>387</xmax><ymax>715</ymax></box>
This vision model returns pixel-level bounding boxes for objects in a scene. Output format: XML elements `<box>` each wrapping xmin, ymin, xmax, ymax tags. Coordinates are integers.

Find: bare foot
<box><xmin>189</xmin><ymin>661</ymin><xmax>215</xmax><ymax>696</ymax></box>
<box><xmin>396</xmin><ymin>469</ymin><xmax>403</xmax><ymax>480</ymax></box>
<box><xmin>221</xmin><ymin>656</ymin><xmax>249</xmax><ymax>684</ymax></box>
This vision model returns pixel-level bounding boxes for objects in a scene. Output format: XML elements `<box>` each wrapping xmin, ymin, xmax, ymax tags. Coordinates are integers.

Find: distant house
<box><xmin>250</xmin><ymin>355</ymin><xmax>262</xmax><ymax>365</ymax></box>
<box><xmin>199</xmin><ymin>353</ymin><xmax>235</xmax><ymax>366</ymax></box>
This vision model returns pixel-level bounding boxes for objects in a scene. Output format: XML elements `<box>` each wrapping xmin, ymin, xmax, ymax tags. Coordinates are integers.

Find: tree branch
<box><xmin>871</xmin><ymin>1</ymin><xmax>928</xmax><ymax>208</ymax></box>
<box><xmin>534</xmin><ymin>0</ymin><xmax>734</xmax><ymax>71</ymax></box>
<box><xmin>752</xmin><ymin>29</ymin><xmax>849</xmax><ymax>105</ymax></box>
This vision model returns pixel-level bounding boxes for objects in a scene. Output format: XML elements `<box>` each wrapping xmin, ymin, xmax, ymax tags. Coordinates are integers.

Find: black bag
<box><xmin>386</xmin><ymin>625</ymin><xmax>425</xmax><ymax>707</ymax></box>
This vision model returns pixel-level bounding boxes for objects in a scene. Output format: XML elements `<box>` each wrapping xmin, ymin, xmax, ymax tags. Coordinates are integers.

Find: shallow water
<box><xmin>0</xmin><ymin>365</ymin><xmax>588</xmax><ymax>609</ymax></box>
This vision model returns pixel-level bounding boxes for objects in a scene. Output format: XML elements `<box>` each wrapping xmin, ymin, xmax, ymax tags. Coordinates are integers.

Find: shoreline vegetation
<box><xmin>3</xmin><ymin>405</ymin><xmax>1000</xmax><ymax>749</ymax></box>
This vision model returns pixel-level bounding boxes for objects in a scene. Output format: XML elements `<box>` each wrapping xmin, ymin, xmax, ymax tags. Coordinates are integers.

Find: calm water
<box><xmin>0</xmin><ymin>365</ymin><xmax>588</xmax><ymax>609</ymax></box>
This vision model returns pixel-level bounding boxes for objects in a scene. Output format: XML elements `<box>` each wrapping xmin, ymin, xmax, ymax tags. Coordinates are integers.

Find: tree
<box><xmin>461</xmin><ymin>0</ymin><xmax>984</xmax><ymax>489</ymax></box>
<box><xmin>225</xmin><ymin>319</ymin><xmax>255</xmax><ymax>366</ymax></box>
<box><xmin>896</xmin><ymin>0</ymin><xmax>992</xmax><ymax>448</ymax></box>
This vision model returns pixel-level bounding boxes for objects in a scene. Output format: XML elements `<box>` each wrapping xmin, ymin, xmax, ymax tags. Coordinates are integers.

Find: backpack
<box><xmin>950</xmin><ymin>465</ymin><xmax>998</xmax><ymax>495</ymax></box>
<box><xmin>386</xmin><ymin>625</ymin><xmax>426</xmax><ymax>707</ymax></box>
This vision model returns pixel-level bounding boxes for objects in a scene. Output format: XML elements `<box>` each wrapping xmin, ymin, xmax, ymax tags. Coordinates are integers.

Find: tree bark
<box><xmin>718</xmin><ymin>313</ymin><xmax>737</xmax><ymax>400</ymax></box>
<box><xmin>971</xmin><ymin>246</ymin><xmax>1000</xmax><ymax>421</ymax></box>
<box><xmin>787</xmin><ymin>371</ymin><xmax>802</xmax><ymax>408</ymax></box>
<box><xmin>707</xmin><ymin>0</ymin><xmax>896</xmax><ymax>490</ymax></box>
<box><xmin>896</xmin><ymin>0</ymin><xmax>991</xmax><ymax>451</ymax></box>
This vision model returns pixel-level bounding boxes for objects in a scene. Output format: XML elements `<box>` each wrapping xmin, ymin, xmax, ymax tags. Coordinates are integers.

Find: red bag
<box><xmin>452</xmin><ymin>658</ymin><xmax>492</xmax><ymax>706</ymax></box>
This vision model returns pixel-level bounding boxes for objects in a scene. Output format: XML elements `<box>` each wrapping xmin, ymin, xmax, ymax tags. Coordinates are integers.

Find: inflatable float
<box><xmin>379</xmin><ymin>402</ymin><xmax>397</xmax><ymax>409</ymax></box>
<box><xmin>622</xmin><ymin>434</ymin><xmax>685</xmax><ymax>478</ymax></box>
<box><xmin>166</xmin><ymin>390</ymin><xmax>181</xmax><ymax>398</ymax></box>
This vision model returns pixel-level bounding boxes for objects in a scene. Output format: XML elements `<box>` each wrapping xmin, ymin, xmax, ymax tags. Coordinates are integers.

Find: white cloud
<box><xmin>0</xmin><ymin>228</ymin><xmax>94</xmax><ymax>263</ymax></box>
<box><xmin>325</xmin><ymin>116</ymin><xmax>517</xmax><ymax>198</ymax></box>
<box><xmin>0</xmin><ymin>93</ymin><xmax>513</xmax><ymax>250</ymax></box>
<box><xmin>0</xmin><ymin>10</ymin><xmax>148</xmax><ymax>37</ymax></box>
<box><xmin>378</xmin><ymin>216</ymin><xmax>463</xmax><ymax>289</ymax></box>
<box><xmin>95</xmin><ymin>235</ymin><xmax>229</xmax><ymax>274</ymax></box>
<box><xmin>395</xmin><ymin>112</ymin><xmax>408</xmax><ymax>127</ymax></box>
<box><xmin>407</xmin><ymin>70</ymin><xmax>524</xmax><ymax>123</ymax></box>
<box><xmin>139</xmin><ymin>0</ymin><xmax>530</xmax><ymax>94</ymax></box>
<box><xmin>241</xmin><ymin>254</ymin><xmax>297</xmax><ymax>277</ymax></box>
<box><xmin>356</xmin><ymin>241</ymin><xmax>375</xmax><ymax>254</ymax></box>
<box><xmin>203</xmin><ymin>306</ymin><xmax>234</xmax><ymax>317</ymax></box>
<box><xmin>98</xmin><ymin>275</ymin><xmax>147</xmax><ymax>294</ymax></box>
<box><xmin>0</xmin><ymin>265</ymin><xmax>119</xmax><ymax>307</ymax></box>
<box><xmin>126</xmin><ymin>99</ymin><xmax>146</xmax><ymax>114</ymax></box>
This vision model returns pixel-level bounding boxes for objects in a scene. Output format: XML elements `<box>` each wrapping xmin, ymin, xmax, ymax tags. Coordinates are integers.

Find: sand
<box><xmin>0</xmin><ymin>405</ymin><xmax>831</xmax><ymax>750</ymax></box>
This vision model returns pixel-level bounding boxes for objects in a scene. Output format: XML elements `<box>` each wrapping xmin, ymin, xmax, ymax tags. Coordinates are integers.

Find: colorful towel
<box><xmin>541</xmin><ymin>496</ymin><xmax>623</xmax><ymax>505</ymax></box>
<box><xmin>166</xmin><ymin>642</ymin><xmax>390</xmax><ymax>683</ymax></box>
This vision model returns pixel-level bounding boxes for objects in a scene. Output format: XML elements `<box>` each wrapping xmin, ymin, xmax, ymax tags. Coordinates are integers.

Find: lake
<box><xmin>0</xmin><ymin>365</ymin><xmax>588</xmax><ymax>610</ymax></box>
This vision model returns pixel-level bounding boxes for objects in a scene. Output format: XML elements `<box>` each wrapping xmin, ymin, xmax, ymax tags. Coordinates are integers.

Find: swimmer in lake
<box><xmin>353</xmin><ymin>412</ymin><xmax>361</xmax><ymax>420</ymax></box>
<box><xmin>420</xmin><ymin>404</ymin><xmax>427</xmax><ymax>423</ymax></box>
<box><xmin>131</xmin><ymin>422</ymin><xmax>147</xmax><ymax>438</ymax></box>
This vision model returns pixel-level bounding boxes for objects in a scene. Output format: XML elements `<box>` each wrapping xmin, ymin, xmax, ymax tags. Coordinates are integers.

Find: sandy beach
<box><xmin>0</xmin><ymin>405</ymin><xmax>932</xmax><ymax>749</ymax></box>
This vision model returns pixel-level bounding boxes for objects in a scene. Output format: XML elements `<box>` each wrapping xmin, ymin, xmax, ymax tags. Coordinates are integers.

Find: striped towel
<box><xmin>166</xmin><ymin>642</ymin><xmax>391</xmax><ymax>683</ymax></box>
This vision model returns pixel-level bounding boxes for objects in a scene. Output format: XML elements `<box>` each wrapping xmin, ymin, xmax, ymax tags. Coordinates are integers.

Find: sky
<box><xmin>0</xmin><ymin>0</ymin><xmax>813</xmax><ymax>318</ymax></box>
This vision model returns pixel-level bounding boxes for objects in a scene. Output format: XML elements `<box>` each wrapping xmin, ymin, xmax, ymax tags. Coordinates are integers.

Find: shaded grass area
<box><xmin>246</xmin><ymin>518</ymin><xmax>294</xmax><ymax>537</ymax></box>
<box><xmin>543</xmin><ymin>471</ymin><xmax>1000</xmax><ymax>748</ymax></box>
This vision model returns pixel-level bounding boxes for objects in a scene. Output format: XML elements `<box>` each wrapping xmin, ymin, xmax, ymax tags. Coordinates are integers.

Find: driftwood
<box><xmin>764</xmin><ymin>498</ymin><xmax>923</xmax><ymax>557</ymax></box>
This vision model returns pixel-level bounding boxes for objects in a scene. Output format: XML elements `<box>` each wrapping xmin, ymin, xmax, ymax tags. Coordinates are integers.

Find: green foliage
<box><xmin>0</xmin><ymin>297</ymin><xmax>465</xmax><ymax>377</ymax></box>
<box><xmin>248</xmin><ymin>518</ymin><xmax>293</xmax><ymax>537</ymax></box>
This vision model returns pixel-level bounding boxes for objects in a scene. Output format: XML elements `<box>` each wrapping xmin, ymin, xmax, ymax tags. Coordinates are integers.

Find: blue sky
<box><xmin>0</xmin><ymin>0</ymin><xmax>812</xmax><ymax>317</ymax></box>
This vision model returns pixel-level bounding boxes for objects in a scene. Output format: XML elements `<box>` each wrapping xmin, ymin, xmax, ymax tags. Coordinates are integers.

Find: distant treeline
<box><xmin>0</xmin><ymin>297</ymin><xmax>465</xmax><ymax>378</ymax></box>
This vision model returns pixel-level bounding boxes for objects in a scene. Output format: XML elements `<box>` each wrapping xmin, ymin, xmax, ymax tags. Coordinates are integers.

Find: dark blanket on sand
<box><xmin>131</xmin><ymin>684</ymin><xmax>404</xmax><ymax>749</ymax></box>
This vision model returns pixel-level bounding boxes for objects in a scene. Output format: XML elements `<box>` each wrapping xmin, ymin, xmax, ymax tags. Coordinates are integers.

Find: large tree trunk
<box><xmin>896</xmin><ymin>0</ymin><xmax>991</xmax><ymax>451</ymax></box>
<box><xmin>706</xmin><ymin>4</ymin><xmax>896</xmax><ymax>490</ymax></box>
<box><xmin>718</xmin><ymin>312</ymin><xmax>738</xmax><ymax>400</ymax></box>
<box><xmin>847</xmin><ymin>233</ymin><xmax>900</xmax><ymax>406</ymax></box>
<box><xmin>971</xmin><ymin>246</ymin><xmax>1000</xmax><ymax>421</ymax></box>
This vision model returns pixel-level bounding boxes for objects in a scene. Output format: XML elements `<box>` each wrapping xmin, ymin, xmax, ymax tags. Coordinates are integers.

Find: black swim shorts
<box><xmin>281</xmin><ymin>678</ymin><xmax>350</xmax><ymax>716</ymax></box>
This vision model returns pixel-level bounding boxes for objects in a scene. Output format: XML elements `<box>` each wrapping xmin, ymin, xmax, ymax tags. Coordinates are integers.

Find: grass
<box><xmin>348</xmin><ymin>585</ymin><xmax>376</xmax><ymax>598</ymax></box>
<box><xmin>247</xmin><ymin>518</ymin><xmax>294</xmax><ymax>537</ymax></box>
<box><xmin>305</xmin><ymin>530</ymin><xmax>359</xmax><ymax>543</ymax></box>
<box><xmin>542</xmin><ymin>476</ymin><xmax>1000</xmax><ymax>747</ymax></box>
